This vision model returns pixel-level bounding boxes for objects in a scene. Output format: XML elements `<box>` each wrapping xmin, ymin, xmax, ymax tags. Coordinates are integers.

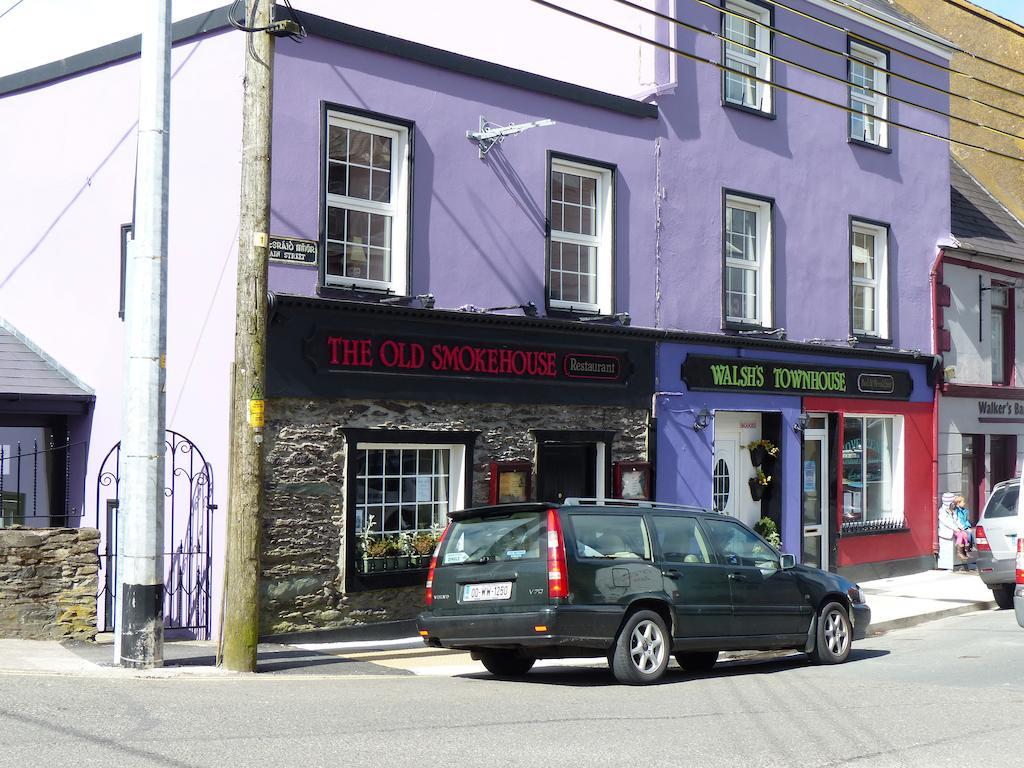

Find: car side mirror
<box><xmin>780</xmin><ymin>554</ymin><xmax>796</xmax><ymax>570</ymax></box>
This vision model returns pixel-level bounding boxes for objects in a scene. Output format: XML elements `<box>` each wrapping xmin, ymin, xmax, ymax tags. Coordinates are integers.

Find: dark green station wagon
<box><xmin>417</xmin><ymin>499</ymin><xmax>871</xmax><ymax>684</ymax></box>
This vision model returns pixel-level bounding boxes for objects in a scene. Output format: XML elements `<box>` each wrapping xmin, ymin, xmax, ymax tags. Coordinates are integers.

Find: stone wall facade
<box><xmin>261</xmin><ymin>397</ymin><xmax>649</xmax><ymax>635</ymax></box>
<box><xmin>0</xmin><ymin>527</ymin><xmax>99</xmax><ymax>641</ymax></box>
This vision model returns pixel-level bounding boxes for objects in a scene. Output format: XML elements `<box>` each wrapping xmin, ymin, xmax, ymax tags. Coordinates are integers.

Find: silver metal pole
<box><xmin>116</xmin><ymin>0</ymin><xmax>171</xmax><ymax>669</ymax></box>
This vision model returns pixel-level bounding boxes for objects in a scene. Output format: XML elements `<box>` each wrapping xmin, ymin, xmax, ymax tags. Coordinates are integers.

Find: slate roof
<box><xmin>857</xmin><ymin>0</ymin><xmax>918</xmax><ymax>26</ymax></box>
<box><xmin>0</xmin><ymin>318</ymin><xmax>93</xmax><ymax>399</ymax></box>
<box><xmin>950</xmin><ymin>161</ymin><xmax>1024</xmax><ymax>262</ymax></box>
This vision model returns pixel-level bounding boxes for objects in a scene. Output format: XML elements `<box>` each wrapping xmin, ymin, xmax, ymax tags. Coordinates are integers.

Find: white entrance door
<box><xmin>801</xmin><ymin>418</ymin><xmax>830</xmax><ymax>570</ymax></box>
<box><xmin>713</xmin><ymin>412</ymin><xmax>762</xmax><ymax>527</ymax></box>
<box><xmin>713</xmin><ymin>438</ymin><xmax>739</xmax><ymax>519</ymax></box>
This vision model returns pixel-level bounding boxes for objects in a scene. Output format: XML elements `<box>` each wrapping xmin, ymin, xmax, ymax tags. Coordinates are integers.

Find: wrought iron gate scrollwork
<box><xmin>95</xmin><ymin>430</ymin><xmax>215</xmax><ymax>639</ymax></box>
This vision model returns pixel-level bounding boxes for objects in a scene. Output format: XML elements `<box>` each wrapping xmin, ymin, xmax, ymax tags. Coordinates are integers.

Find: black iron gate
<box><xmin>95</xmin><ymin>430</ymin><xmax>215</xmax><ymax>639</ymax></box>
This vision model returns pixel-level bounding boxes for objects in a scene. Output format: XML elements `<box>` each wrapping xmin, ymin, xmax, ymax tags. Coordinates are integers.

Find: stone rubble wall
<box><xmin>262</xmin><ymin>398</ymin><xmax>649</xmax><ymax>636</ymax></box>
<box><xmin>0</xmin><ymin>527</ymin><xmax>100</xmax><ymax>641</ymax></box>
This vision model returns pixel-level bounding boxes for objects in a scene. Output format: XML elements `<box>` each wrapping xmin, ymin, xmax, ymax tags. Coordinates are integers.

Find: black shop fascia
<box><xmin>267</xmin><ymin>295</ymin><xmax>653</xmax><ymax>408</ymax></box>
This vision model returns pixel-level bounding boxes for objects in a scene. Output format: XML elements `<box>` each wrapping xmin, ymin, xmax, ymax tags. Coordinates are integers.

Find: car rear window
<box><xmin>441</xmin><ymin>511</ymin><xmax>543</xmax><ymax>564</ymax></box>
<box><xmin>571</xmin><ymin>514</ymin><xmax>652</xmax><ymax>560</ymax></box>
<box><xmin>983</xmin><ymin>485</ymin><xmax>1019</xmax><ymax>520</ymax></box>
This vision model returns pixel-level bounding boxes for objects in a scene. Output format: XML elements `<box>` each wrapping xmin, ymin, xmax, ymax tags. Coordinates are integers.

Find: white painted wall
<box><xmin>942</xmin><ymin>261</ymin><xmax>1024</xmax><ymax>386</ymax></box>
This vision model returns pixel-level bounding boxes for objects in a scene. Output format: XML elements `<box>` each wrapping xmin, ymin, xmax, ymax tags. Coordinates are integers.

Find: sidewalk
<box><xmin>0</xmin><ymin>568</ymin><xmax>999</xmax><ymax>679</ymax></box>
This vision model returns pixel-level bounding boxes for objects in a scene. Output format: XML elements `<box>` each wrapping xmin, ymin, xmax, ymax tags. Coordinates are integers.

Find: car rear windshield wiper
<box><xmin>461</xmin><ymin>556</ymin><xmax>492</xmax><ymax>565</ymax></box>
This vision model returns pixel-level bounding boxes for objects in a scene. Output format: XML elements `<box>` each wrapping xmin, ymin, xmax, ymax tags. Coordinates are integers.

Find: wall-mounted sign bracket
<box><xmin>466</xmin><ymin>116</ymin><xmax>555</xmax><ymax>158</ymax></box>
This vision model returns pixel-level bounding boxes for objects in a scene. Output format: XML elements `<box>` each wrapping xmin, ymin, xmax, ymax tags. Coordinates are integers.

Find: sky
<box><xmin>0</xmin><ymin>0</ymin><xmax>1021</xmax><ymax>80</ymax></box>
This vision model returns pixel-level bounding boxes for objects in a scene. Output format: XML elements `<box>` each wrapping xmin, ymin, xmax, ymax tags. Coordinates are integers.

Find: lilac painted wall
<box><xmin>269</xmin><ymin>36</ymin><xmax>661</xmax><ymax>323</ymax></box>
<box><xmin>655</xmin><ymin>2</ymin><xmax>950</xmax><ymax>349</ymax></box>
<box><xmin>270</xmin><ymin>2</ymin><xmax>949</xmax><ymax>351</ymax></box>
<box><xmin>0</xmin><ymin>30</ymin><xmax>244</xmax><ymax>635</ymax></box>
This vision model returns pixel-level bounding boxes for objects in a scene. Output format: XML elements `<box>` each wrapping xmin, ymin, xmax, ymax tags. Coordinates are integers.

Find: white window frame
<box><xmin>722</xmin><ymin>0</ymin><xmax>772</xmax><ymax>113</ymax></box>
<box><xmin>850</xmin><ymin>220</ymin><xmax>889</xmax><ymax>339</ymax></box>
<box><xmin>723</xmin><ymin>194</ymin><xmax>773</xmax><ymax>328</ymax></box>
<box><xmin>548</xmin><ymin>157</ymin><xmax>614</xmax><ymax>314</ymax></box>
<box><xmin>353</xmin><ymin>442</ymin><xmax>467</xmax><ymax>540</ymax></box>
<box><xmin>841</xmin><ymin>414</ymin><xmax>904</xmax><ymax>529</ymax></box>
<box><xmin>848</xmin><ymin>41</ymin><xmax>888</xmax><ymax>148</ymax></box>
<box><xmin>324</xmin><ymin>110</ymin><xmax>411</xmax><ymax>295</ymax></box>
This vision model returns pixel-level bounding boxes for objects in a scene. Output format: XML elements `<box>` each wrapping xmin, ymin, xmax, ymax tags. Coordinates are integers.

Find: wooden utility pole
<box><xmin>222</xmin><ymin>0</ymin><xmax>275</xmax><ymax>673</ymax></box>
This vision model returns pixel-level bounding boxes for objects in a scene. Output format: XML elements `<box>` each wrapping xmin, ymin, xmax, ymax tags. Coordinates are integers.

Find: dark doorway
<box><xmin>990</xmin><ymin>434</ymin><xmax>1018</xmax><ymax>488</ymax></box>
<box><xmin>961</xmin><ymin>434</ymin><xmax>984</xmax><ymax>525</ymax></box>
<box><xmin>537</xmin><ymin>443</ymin><xmax>596</xmax><ymax>503</ymax></box>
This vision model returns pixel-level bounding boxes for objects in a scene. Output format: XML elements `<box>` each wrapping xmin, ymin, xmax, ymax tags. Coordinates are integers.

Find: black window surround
<box><xmin>317</xmin><ymin>101</ymin><xmax>416</xmax><ymax>303</ymax></box>
<box><xmin>848</xmin><ymin>215</ymin><xmax>893</xmax><ymax>345</ymax></box>
<box><xmin>719</xmin><ymin>0</ymin><xmax>776</xmax><ymax>120</ymax></box>
<box><xmin>544</xmin><ymin>151</ymin><xmax>618</xmax><ymax>320</ymax></box>
<box><xmin>342</xmin><ymin>428</ymin><xmax>477</xmax><ymax>592</ymax></box>
<box><xmin>720</xmin><ymin>188</ymin><xmax>776</xmax><ymax>333</ymax></box>
<box><xmin>846</xmin><ymin>37</ymin><xmax>892</xmax><ymax>154</ymax></box>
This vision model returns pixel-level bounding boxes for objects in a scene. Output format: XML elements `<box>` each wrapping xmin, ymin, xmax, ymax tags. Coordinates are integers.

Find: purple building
<box><xmin>0</xmin><ymin>0</ymin><xmax>952</xmax><ymax>638</ymax></box>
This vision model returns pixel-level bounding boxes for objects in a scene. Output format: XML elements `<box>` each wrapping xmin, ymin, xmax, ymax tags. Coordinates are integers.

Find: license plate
<box><xmin>462</xmin><ymin>581</ymin><xmax>513</xmax><ymax>602</ymax></box>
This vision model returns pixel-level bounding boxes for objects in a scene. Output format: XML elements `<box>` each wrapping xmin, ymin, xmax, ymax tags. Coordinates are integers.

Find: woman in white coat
<box><xmin>937</xmin><ymin>491</ymin><xmax>957</xmax><ymax>570</ymax></box>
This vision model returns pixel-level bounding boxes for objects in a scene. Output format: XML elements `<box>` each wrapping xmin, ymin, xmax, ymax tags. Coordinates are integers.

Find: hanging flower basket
<box><xmin>747</xmin><ymin>439</ymin><xmax>780</xmax><ymax>468</ymax></box>
<box><xmin>748</xmin><ymin>477</ymin><xmax>768</xmax><ymax>501</ymax></box>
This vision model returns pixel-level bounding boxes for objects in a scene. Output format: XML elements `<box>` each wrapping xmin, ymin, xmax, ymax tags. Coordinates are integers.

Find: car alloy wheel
<box><xmin>630</xmin><ymin>619</ymin><xmax>666</xmax><ymax>674</ymax></box>
<box><xmin>611</xmin><ymin>610</ymin><xmax>670</xmax><ymax>684</ymax></box>
<box><xmin>811</xmin><ymin>601</ymin><xmax>852</xmax><ymax>664</ymax></box>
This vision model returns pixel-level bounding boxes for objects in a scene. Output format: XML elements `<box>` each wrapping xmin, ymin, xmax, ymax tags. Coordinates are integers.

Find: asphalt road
<box><xmin>1</xmin><ymin>609</ymin><xmax>1021</xmax><ymax>768</ymax></box>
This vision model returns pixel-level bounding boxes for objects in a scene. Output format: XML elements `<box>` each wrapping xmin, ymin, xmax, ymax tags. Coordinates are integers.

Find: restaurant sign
<box><xmin>307</xmin><ymin>333</ymin><xmax>625</xmax><ymax>383</ymax></box>
<box><xmin>681</xmin><ymin>356</ymin><xmax>912</xmax><ymax>399</ymax></box>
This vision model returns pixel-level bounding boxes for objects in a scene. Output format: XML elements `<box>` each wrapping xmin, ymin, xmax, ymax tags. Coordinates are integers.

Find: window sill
<box><xmin>722</xmin><ymin>100</ymin><xmax>776</xmax><ymax>120</ymax></box>
<box><xmin>848</xmin><ymin>137</ymin><xmax>892</xmax><ymax>155</ymax></box>
<box><xmin>546</xmin><ymin>305</ymin><xmax>611</xmax><ymax>320</ymax></box>
<box><xmin>722</xmin><ymin>321</ymin><xmax>777</xmax><ymax>334</ymax></box>
<box><xmin>850</xmin><ymin>334</ymin><xmax>893</xmax><ymax>347</ymax></box>
<box><xmin>318</xmin><ymin>283</ymin><xmax>411</xmax><ymax>304</ymax></box>
<box><xmin>841</xmin><ymin>521</ymin><xmax>909</xmax><ymax>537</ymax></box>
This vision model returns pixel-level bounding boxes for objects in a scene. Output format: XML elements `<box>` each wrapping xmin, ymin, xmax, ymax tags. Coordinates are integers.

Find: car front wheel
<box><xmin>810</xmin><ymin>601</ymin><xmax>852</xmax><ymax>664</ymax></box>
<box><xmin>611</xmin><ymin>610</ymin><xmax>670</xmax><ymax>685</ymax></box>
<box><xmin>992</xmin><ymin>584</ymin><xmax>1014</xmax><ymax>610</ymax></box>
<box><xmin>478</xmin><ymin>650</ymin><xmax>535</xmax><ymax>677</ymax></box>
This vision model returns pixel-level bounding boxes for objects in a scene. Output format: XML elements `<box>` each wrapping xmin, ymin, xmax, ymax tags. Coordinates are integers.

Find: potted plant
<box><xmin>754</xmin><ymin>516</ymin><xmax>782</xmax><ymax>549</ymax></box>
<box><xmin>409</xmin><ymin>529</ymin><xmax>439</xmax><ymax>567</ymax></box>
<box><xmin>748</xmin><ymin>468</ymin><xmax>772</xmax><ymax>501</ymax></box>
<box><xmin>746</xmin><ymin>439</ymin><xmax>780</xmax><ymax>468</ymax></box>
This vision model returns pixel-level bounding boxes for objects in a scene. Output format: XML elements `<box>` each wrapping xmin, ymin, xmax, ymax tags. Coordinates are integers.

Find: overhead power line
<box><xmin>663</xmin><ymin>0</ymin><xmax>1024</xmax><ymax>125</ymax></box>
<box><xmin>762</xmin><ymin>0</ymin><xmax>1024</xmax><ymax>97</ymax></box>
<box><xmin>526</xmin><ymin>0</ymin><xmax>1024</xmax><ymax>164</ymax></box>
<box><xmin>0</xmin><ymin>0</ymin><xmax>26</xmax><ymax>21</ymax></box>
<box><xmin>613</xmin><ymin>0</ymin><xmax>1024</xmax><ymax>146</ymax></box>
<box><xmin>824</xmin><ymin>0</ymin><xmax>1024</xmax><ymax>78</ymax></box>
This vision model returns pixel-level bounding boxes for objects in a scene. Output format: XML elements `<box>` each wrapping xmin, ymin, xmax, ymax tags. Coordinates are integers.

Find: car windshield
<box><xmin>983</xmin><ymin>485</ymin><xmax>1019</xmax><ymax>520</ymax></box>
<box><xmin>441</xmin><ymin>511</ymin><xmax>543</xmax><ymax>564</ymax></box>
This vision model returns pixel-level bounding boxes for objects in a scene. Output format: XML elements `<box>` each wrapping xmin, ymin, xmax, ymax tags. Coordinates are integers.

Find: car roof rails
<box><xmin>562</xmin><ymin>497</ymin><xmax>709</xmax><ymax>514</ymax></box>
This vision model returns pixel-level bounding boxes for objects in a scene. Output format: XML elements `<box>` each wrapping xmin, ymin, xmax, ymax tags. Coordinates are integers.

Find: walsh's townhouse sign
<box><xmin>681</xmin><ymin>356</ymin><xmax>913</xmax><ymax>399</ymax></box>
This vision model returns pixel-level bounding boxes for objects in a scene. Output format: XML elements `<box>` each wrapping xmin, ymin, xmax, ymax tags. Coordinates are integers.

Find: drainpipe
<box><xmin>929</xmin><ymin>249</ymin><xmax>946</xmax><ymax>560</ymax></box>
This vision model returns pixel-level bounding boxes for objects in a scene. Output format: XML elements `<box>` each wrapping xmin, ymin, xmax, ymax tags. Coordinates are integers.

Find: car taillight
<box><xmin>1016</xmin><ymin>538</ymin><xmax>1024</xmax><ymax>585</ymax></box>
<box><xmin>425</xmin><ymin>522</ymin><xmax>451</xmax><ymax>608</ymax></box>
<box><xmin>975</xmin><ymin>525</ymin><xmax>991</xmax><ymax>551</ymax></box>
<box><xmin>546</xmin><ymin>508</ymin><xmax>569</xmax><ymax>599</ymax></box>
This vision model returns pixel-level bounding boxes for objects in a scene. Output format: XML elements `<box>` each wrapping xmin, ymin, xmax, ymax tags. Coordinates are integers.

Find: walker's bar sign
<box><xmin>681</xmin><ymin>356</ymin><xmax>912</xmax><ymax>399</ymax></box>
<box><xmin>269</xmin><ymin>236</ymin><xmax>317</xmax><ymax>265</ymax></box>
<box><xmin>306</xmin><ymin>332</ymin><xmax>625</xmax><ymax>383</ymax></box>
